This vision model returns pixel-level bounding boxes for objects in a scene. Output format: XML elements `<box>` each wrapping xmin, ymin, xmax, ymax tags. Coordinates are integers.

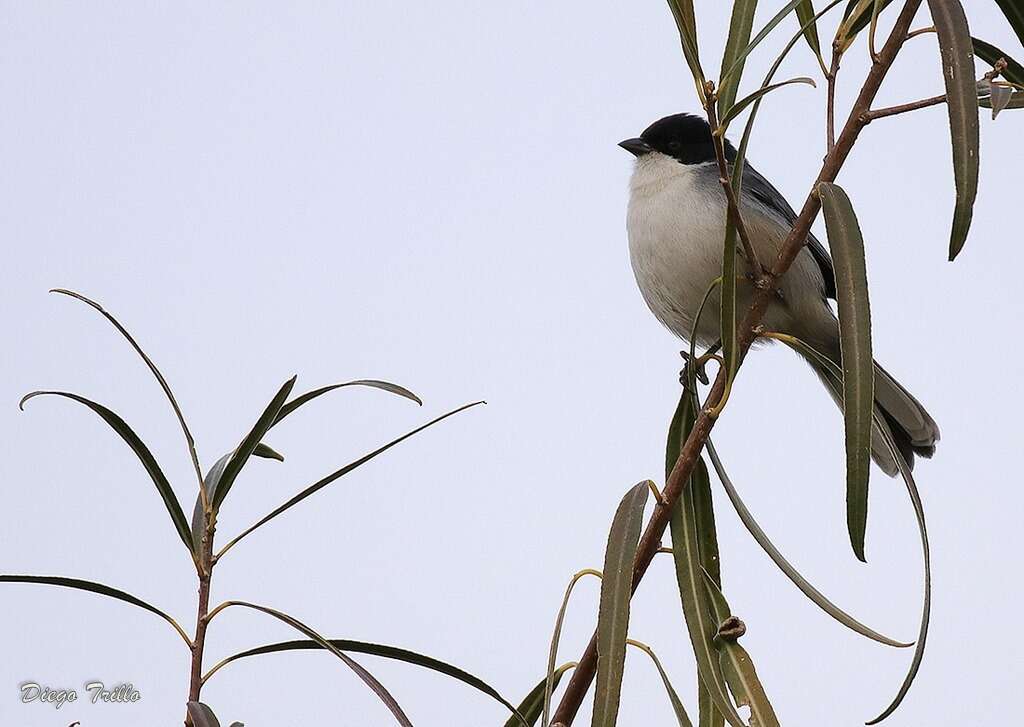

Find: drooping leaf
<box><xmin>701</xmin><ymin>574</ymin><xmax>778</xmax><ymax>727</ymax></box>
<box><xmin>717</xmin><ymin>76</ymin><xmax>817</xmax><ymax>130</ymax></box>
<box><xmin>187</xmin><ymin>702</ymin><xmax>221</xmax><ymax>727</ymax></box>
<box><xmin>50</xmin><ymin>288</ymin><xmax>204</xmax><ymax>487</ymax></box>
<box><xmin>819</xmin><ymin>182</ymin><xmax>873</xmax><ymax>562</ymax></box>
<box><xmin>764</xmin><ymin>335</ymin><xmax>930</xmax><ymax>725</ymax></box>
<box><xmin>18</xmin><ymin>391</ymin><xmax>194</xmax><ymax>556</ymax></box>
<box><xmin>703</xmin><ymin>436</ymin><xmax>909</xmax><ymax>647</ymax></box>
<box><xmin>627</xmin><ymin>640</ymin><xmax>694</xmax><ymax>727</ymax></box>
<box><xmin>216</xmin><ymin>402</ymin><xmax>485</xmax><ymax>558</ymax></box>
<box><xmin>669</xmin><ymin>475</ymin><xmax>745</xmax><ymax>727</ymax></box>
<box><xmin>272</xmin><ymin>379</ymin><xmax>422</xmax><ymax>427</ymax></box>
<box><xmin>592</xmin><ymin>482</ymin><xmax>649</xmax><ymax>727</ymax></box>
<box><xmin>203</xmin><ymin>638</ymin><xmax>524</xmax><ymax>725</ymax></box>
<box><xmin>972</xmin><ymin>37</ymin><xmax>1024</xmax><ymax>85</ymax></box>
<box><xmin>506</xmin><ymin>663</ymin><xmax>575</xmax><ymax>727</ymax></box>
<box><xmin>543</xmin><ymin>569</ymin><xmax>602</xmax><ymax>727</ymax></box>
<box><xmin>214</xmin><ymin>601</ymin><xmax>413</xmax><ymax>727</ymax></box>
<box><xmin>0</xmin><ymin>575</ymin><xmax>190</xmax><ymax>645</ymax></box>
<box><xmin>666</xmin><ymin>0</ymin><xmax>706</xmax><ymax>101</ymax></box>
<box><xmin>926</xmin><ymin>0</ymin><xmax>979</xmax><ymax>260</ymax></box>
<box><xmin>718</xmin><ymin>1</ymin><xmax>760</xmax><ymax>118</ymax></box>
<box><xmin>211</xmin><ymin>377</ymin><xmax>296</xmax><ymax>510</ymax></box>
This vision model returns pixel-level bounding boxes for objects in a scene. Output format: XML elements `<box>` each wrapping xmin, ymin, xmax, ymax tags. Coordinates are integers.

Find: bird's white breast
<box><xmin>626</xmin><ymin>152</ymin><xmax>727</xmax><ymax>343</ymax></box>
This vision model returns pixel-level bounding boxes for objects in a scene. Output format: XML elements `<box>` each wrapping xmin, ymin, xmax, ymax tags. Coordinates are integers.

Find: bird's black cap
<box><xmin>620</xmin><ymin>113</ymin><xmax>736</xmax><ymax>165</ymax></box>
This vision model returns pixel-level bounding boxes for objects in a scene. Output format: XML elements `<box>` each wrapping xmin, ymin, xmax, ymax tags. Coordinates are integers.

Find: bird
<box><xmin>619</xmin><ymin>112</ymin><xmax>938</xmax><ymax>475</ymax></box>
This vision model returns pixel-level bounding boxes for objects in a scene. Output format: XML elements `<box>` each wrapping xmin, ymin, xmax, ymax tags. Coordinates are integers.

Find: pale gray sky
<box><xmin>1</xmin><ymin>2</ymin><xmax>1020</xmax><ymax>726</ymax></box>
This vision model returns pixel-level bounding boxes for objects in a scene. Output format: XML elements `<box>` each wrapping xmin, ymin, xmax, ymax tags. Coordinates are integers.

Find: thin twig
<box><xmin>548</xmin><ymin>2</ymin><xmax>924</xmax><ymax>724</ymax></box>
<box><xmin>863</xmin><ymin>60</ymin><xmax>1007</xmax><ymax>123</ymax></box>
<box><xmin>705</xmin><ymin>84</ymin><xmax>764</xmax><ymax>278</ymax></box>
<box><xmin>826</xmin><ymin>44</ymin><xmax>842</xmax><ymax>153</ymax></box>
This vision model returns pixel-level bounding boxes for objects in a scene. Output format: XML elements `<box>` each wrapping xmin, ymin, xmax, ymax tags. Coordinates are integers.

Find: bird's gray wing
<box><xmin>741</xmin><ymin>163</ymin><xmax>837</xmax><ymax>300</ymax></box>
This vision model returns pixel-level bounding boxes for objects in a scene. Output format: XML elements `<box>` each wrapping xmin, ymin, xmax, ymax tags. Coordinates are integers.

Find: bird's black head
<box><xmin>619</xmin><ymin>113</ymin><xmax>735</xmax><ymax>165</ymax></box>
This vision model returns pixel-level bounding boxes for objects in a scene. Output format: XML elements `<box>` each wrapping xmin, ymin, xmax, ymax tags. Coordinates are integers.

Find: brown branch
<box><xmin>706</xmin><ymin>86</ymin><xmax>764</xmax><ymax>277</ymax></box>
<box><xmin>185</xmin><ymin>519</ymin><xmax>216</xmax><ymax>724</ymax></box>
<box><xmin>826</xmin><ymin>44</ymin><xmax>842</xmax><ymax>153</ymax></box>
<box><xmin>863</xmin><ymin>60</ymin><xmax>1006</xmax><ymax>123</ymax></box>
<box><xmin>548</xmin><ymin>2</ymin><xmax>924</xmax><ymax>724</ymax></box>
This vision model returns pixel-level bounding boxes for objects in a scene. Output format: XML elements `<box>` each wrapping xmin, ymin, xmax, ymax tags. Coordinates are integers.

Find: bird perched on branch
<box><xmin>620</xmin><ymin>112</ymin><xmax>938</xmax><ymax>474</ymax></box>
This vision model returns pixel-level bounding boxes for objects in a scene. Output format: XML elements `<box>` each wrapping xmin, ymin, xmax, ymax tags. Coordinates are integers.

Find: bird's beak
<box><xmin>618</xmin><ymin>138</ymin><xmax>652</xmax><ymax>157</ymax></box>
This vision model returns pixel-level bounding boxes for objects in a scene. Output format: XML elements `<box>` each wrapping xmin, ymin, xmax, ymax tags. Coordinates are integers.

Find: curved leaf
<box><xmin>50</xmin><ymin>288</ymin><xmax>204</xmax><ymax>487</ymax></box>
<box><xmin>507</xmin><ymin>663</ymin><xmax>575</xmax><ymax>727</ymax></box>
<box><xmin>272</xmin><ymin>380</ymin><xmax>422</xmax><ymax>427</ymax></box>
<box><xmin>766</xmin><ymin>335</ymin><xmax>931</xmax><ymax>724</ymax></box>
<box><xmin>216</xmin><ymin>401</ymin><xmax>485</xmax><ymax>558</ymax></box>
<box><xmin>592</xmin><ymin>482</ymin><xmax>649</xmax><ymax>727</ymax></box>
<box><xmin>718</xmin><ymin>76</ymin><xmax>817</xmax><ymax>130</ymax></box>
<box><xmin>213</xmin><ymin>601</ymin><xmax>412</xmax><ymax>727</ymax></box>
<box><xmin>994</xmin><ymin>0</ymin><xmax>1024</xmax><ymax>45</ymax></box>
<box><xmin>666</xmin><ymin>0</ymin><xmax>706</xmax><ymax>102</ymax></box>
<box><xmin>211</xmin><ymin>376</ymin><xmax>296</xmax><ymax>510</ymax></box>
<box><xmin>819</xmin><ymin>182</ymin><xmax>873</xmax><ymax>562</ymax></box>
<box><xmin>628</xmin><ymin>640</ymin><xmax>694</xmax><ymax>727</ymax></box>
<box><xmin>543</xmin><ymin>569</ymin><xmax>602</xmax><ymax>727</ymax></box>
<box><xmin>19</xmin><ymin>391</ymin><xmax>194</xmax><ymax>556</ymax></box>
<box><xmin>669</xmin><ymin>470</ymin><xmax>745</xmax><ymax>727</ymax></box>
<box><xmin>0</xmin><ymin>574</ymin><xmax>190</xmax><ymax>645</ymax></box>
<box><xmin>703</xmin><ymin>436</ymin><xmax>909</xmax><ymax>647</ymax></box>
<box><xmin>718</xmin><ymin>0</ymin><xmax>760</xmax><ymax>118</ymax></box>
<box><xmin>701</xmin><ymin>575</ymin><xmax>778</xmax><ymax>727</ymax></box>
<box><xmin>839</xmin><ymin>0</ymin><xmax>895</xmax><ymax>45</ymax></box>
<box><xmin>926</xmin><ymin>0</ymin><xmax>979</xmax><ymax>260</ymax></box>
<box><xmin>795</xmin><ymin>1</ymin><xmax>824</xmax><ymax>62</ymax></box>
<box><xmin>721</xmin><ymin>0</ymin><xmax>823</xmax><ymax>88</ymax></box>
<box><xmin>203</xmin><ymin>638</ymin><xmax>523</xmax><ymax>724</ymax></box>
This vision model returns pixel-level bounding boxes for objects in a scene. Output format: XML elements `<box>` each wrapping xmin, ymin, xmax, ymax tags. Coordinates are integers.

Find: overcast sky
<box><xmin>1</xmin><ymin>2</ymin><xmax>1021</xmax><ymax>726</ymax></box>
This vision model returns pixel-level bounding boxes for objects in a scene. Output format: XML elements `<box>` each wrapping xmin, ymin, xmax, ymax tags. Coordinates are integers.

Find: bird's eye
<box><xmin>668</xmin><ymin>141</ymin><xmax>682</xmax><ymax>150</ymax></box>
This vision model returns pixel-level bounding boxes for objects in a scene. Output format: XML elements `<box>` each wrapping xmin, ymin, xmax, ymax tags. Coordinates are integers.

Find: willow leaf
<box><xmin>544</xmin><ymin>569</ymin><xmax>602</xmax><ymax>727</ymax></box>
<box><xmin>670</xmin><ymin>479</ymin><xmax>745</xmax><ymax>727</ymax></box>
<box><xmin>507</xmin><ymin>663</ymin><xmax>575</xmax><ymax>727</ymax></box>
<box><xmin>927</xmin><ymin>0</ymin><xmax>979</xmax><ymax>260</ymax></box>
<box><xmin>0</xmin><ymin>575</ymin><xmax>190</xmax><ymax>645</ymax></box>
<box><xmin>718</xmin><ymin>76</ymin><xmax>816</xmax><ymax>131</ymax></box>
<box><xmin>994</xmin><ymin>0</ymin><xmax>1024</xmax><ymax>45</ymax></box>
<box><xmin>666</xmin><ymin>0</ymin><xmax>706</xmax><ymax>101</ymax></box>
<box><xmin>721</xmin><ymin>0</ymin><xmax>815</xmax><ymax>88</ymax></box>
<box><xmin>795</xmin><ymin>1</ymin><xmax>823</xmax><ymax>61</ymax></box>
<box><xmin>187</xmin><ymin>702</ymin><xmax>221</xmax><ymax>727</ymax></box>
<box><xmin>718</xmin><ymin>1</ymin><xmax>760</xmax><ymax>118</ymax></box>
<box><xmin>819</xmin><ymin>182</ymin><xmax>873</xmax><ymax>562</ymax></box>
<box><xmin>211</xmin><ymin>376</ymin><xmax>296</xmax><ymax>510</ymax></box>
<box><xmin>18</xmin><ymin>391</ymin><xmax>194</xmax><ymax>556</ymax></box>
<box><xmin>592</xmin><ymin>482</ymin><xmax>649</xmax><ymax>727</ymax></box>
<box><xmin>628</xmin><ymin>640</ymin><xmax>694</xmax><ymax>727</ymax></box>
<box><xmin>272</xmin><ymin>379</ymin><xmax>421</xmax><ymax>427</ymax></box>
<box><xmin>216</xmin><ymin>601</ymin><xmax>412</xmax><ymax>727</ymax></box>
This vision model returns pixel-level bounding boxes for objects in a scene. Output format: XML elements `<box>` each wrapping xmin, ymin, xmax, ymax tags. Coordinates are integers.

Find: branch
<box><xmin>863</xmin><ymin>60</ymin><xmax>1006</xmax><ymax>123</ymax></box>
<box><xmin>826</xmin><ymin>44</ymin><xmax>842</xmax><ymax>153</ymax></box>
<box><xmin>548</xmin><ymin>2</ymin><xmax>924</xmax><ymax>724</ymax></box>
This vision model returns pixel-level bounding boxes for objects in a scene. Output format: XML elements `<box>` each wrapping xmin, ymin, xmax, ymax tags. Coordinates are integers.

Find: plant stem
<box><xmin>547</xmin><ymin>2</ymin><xmax>923</xmax><ymax>724</ymax></box>
<box><xmin>826</xmin><ymin>45</ymin><xmax>842</xmax><ymax>153</ymax></box>
<box><xmin>186</xmin><ymin>520</ymin><xmax>215</xmax><ymax>723</ymax></box>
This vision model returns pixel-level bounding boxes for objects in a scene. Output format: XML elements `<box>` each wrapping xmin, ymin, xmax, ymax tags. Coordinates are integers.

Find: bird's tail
<box><xmin>803</xmin><ymin>345</ymin><xmax>940</xmax><ymax>476</ymax></box>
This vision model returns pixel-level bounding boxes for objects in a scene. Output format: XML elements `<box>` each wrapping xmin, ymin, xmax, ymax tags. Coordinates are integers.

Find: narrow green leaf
<box><xmin>203</xmin><ymin>638</ymin><xmax>524</xmax><ymax>725</ymax></box>
<box><xmin>217</xmin><ymin>402</ymin><xmax>485</xmax><ymax>558</ymax></box>
<box><xmin>191</xmin><ymin>453</ymin><xmax>231</xmax><ymax>550</ymax></box>
<box><xmin>211</xmin><ymin>376</ymin><xmax>297</xmax><ymax>510</ymax></box>
<box><xmin>187</xmin><ymin>702</ymin><xmax>221</xmax><ymax>727</ymax></box>
<box><xmin>543</xmin><ymin>569</ymin><xmax>602</xmax><ymax>727</ymax></box>
<box><xmin>49</xmin><ymin>288</ymin><xmax>204</xmax><ymax>488</ymax></box>
<box><xmin>839</xmin><ymin>0</ymin><xmax>895</xmax><ymax>43</ymax></box>
<box><xmin>592</xmin><ymin>481</ymin><xmax>649</xmax><ymax>727</ymax></box>
<box><xmin>216</xmin><ymin>601</ymin><xmax>413</xmax><ymax>727</ymax></box>
<box><xmin>703</xmin><ymin>436</ymin><xmax>909</xmax><ymax>647</ymax></box>
<box><xmin>718</xmin><ymin>1</ymin><xmax>760</xmax><ymax>118</ymax></box>
<box><xmin>698</xmin><ymin>685</ymin><xmax>722</xmax><ymax>727</ymax></box>
<box><xmin>272</xmin><ymin>379</ymin><xmax>422</xmax><ymax>427</ymax></box>
<box><xmin>627</xmin><ymin>640</ymin><xmax>694</xmax><ymax>727</ymax></box>
<box><xmin>926</xmin><ymin>0</ymin><xmax>979</xmax><ymax>260</ymax></box>
<box><xmin>701</xmin><ymin>575</ymin><xmax>778</xmax><ymax>727</ymax></box>
<box><xmin>717</xmin><ymin>76</ymin><xmax>817</xmax><ymax>131</ymax></box>
<box><xmin>19</xmin><ymin>391</ymin><xmax>194</xmax><ymax>556</ymax></box>
<box><xmin>972</xmin><ymin>37</ymin><xmax>1024</xmax><ymax>85</ymax></box>
<box><xmin>669</xmin><ymin>477</ymin><xmax>745</xmax><ymax>727</ymax></box>
<box><xmin>819</xmin><ymin>182</ymin><xmax>873</xmax><ymax>562</ymax></box>
<box><xmin>994</xmin><ymin>0</ymin><xmax>1024</xmax><ymax>45</ymax></box>
<box><xmin>506</xmin><ymin>663</ymin><xmax>575</xmax><ymax>727</ymax></box>
<box><xmin>764</xmin><ymin>335</ymin><xmax>931</xmax><ymax>725</ymax></box>
<box><xmin>795</xmin><ymin>1</ymin><xmax>823</xmax><ymax>59</ymax></box>
<box><xmin>0</xmin><ymin>575</ymin><xmax>190</xmax><ymax>645</ymax></box>
<box><xmin>666</xmin><ymin>0</ymin><xmax>706</xmax><ymax>101</ymax></box>
<box><xmin>721</xmin><ymin>0</ymin><xmax>816</xmax><ymax>88</ymax></box>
